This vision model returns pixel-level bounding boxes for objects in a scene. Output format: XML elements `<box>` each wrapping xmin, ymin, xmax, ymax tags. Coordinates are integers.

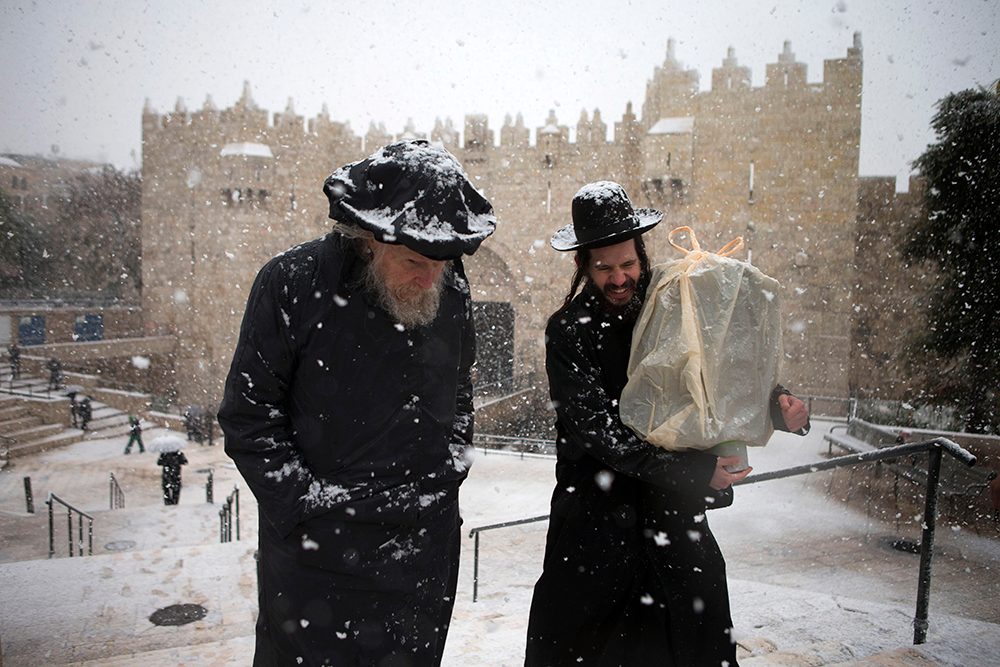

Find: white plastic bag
<box><xmin>620</xmin><ymin>226</ymin><xmax>783</xmax><ymax>455</ymax></box>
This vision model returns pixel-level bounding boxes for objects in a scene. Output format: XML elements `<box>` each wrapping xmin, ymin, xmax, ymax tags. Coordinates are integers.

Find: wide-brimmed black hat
<box><xmin>551</xmin><ymin>181</ymin><xmax>662</xmax><ymax>251</ymax></box>
<box><xmin>323</xmin><ymin>139</ymin><xmax>497</xmax><ymax>261</ymax></box>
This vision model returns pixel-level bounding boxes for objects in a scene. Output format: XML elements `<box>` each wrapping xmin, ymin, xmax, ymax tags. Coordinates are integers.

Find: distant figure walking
<box><xmin>183</xmin><ymin>406</ymin><xmax>204</xmax><ymax>443</ymax></box>
<box><xmin>77</xmin><ymin>396</ymin><xmax>92</xmax><ymax>431</ymax></box>
<box><xmin>67</xmin><ymin>389</ymin><xmax>80</xmax><ymax>427</ymax></box>
<box><xmin>124</xmin><ymin>415</ymin><xmax>145</xmax><ymax>454</ymax></box>
<box><xmin>153</xmin><ymin>435</ymin><xmax>189</xmax><ymax>506</ymax></box>
<box><xmin>7</xmin><ymin>343</ymin><xmax>20</xmax><ymax>380</ymax></box>
<box><xmin>47</xmin><ymin>357</ymin><xmax>63</xmax><ymax>391</ymax></box>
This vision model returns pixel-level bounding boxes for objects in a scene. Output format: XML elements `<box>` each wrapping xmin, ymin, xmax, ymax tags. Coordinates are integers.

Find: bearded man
<box><xmin>218</xmin><ymin>140</ymin><xmax>496</xmax><ymax>666</ymax></box>
<box><xmin>525</xmin><ymin>181</ymin><xmax>808</xmax><ymax>666</ymax></box>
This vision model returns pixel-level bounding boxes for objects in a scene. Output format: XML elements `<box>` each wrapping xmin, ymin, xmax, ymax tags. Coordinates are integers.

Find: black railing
<box><xmin>468</xmin><ymin>514</ymin><xmax>550</xmax><ymax>602</ymax></box>
<box><xmin>474</xmin><ymin>433</ymin><xmax>556</xmax><ymax>456</ymax></box>
<box><xmin>734</xmin><ymin>436</ymin><xmax>976</xmax><ymax>644</ymax></box>
<box><xmin>220</xmin><ymin>486</ymin><xmax>240</xmax><ymax>543</ymax></box>
<box><xmin>109</xmin><ymin>472</ymin><xmax>125</xmax><ymax>509</ymax></box>
<box><xmin>474</xmin><ymin>373</ymin><xmax>537</xmax><ymax>397</ymax></box>
<box><xmin>24</xmin><ymin>475</ymin><xmax>34</xmax><ymax>513</ymax></box>
<box><xmin>465</xmin><ymin>436</ymin><xmax>980</xmax><ymax>646</ymax></box>
<box><xmin>206</xmin><ymin>470</ymin><xmax>214</xmax><ymax>503</ymax></box>
<box><xmin>47</xmin><ymin>493</ymin><xmax>94</xmax><ymax>558</ymax></box>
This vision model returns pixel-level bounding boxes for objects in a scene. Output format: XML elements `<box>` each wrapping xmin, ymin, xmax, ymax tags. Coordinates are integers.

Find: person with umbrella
<box><xmin>153</xmin><ymin>435</ymin><xmax>188</xmax><ymax>505</ymax></box>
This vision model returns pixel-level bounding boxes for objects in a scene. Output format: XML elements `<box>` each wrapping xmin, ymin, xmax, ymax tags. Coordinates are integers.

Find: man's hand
<box><xmin>778</xmin><ymin>393</ymin><xmax>809</xmax><ymax>432</ymax></box>
<box><xmin>710</xmin><ymin>456</ymin><xmax>752</xmax><ymax>490</ymax></box>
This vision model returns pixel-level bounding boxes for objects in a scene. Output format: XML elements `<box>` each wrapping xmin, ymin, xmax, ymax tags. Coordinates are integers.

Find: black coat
<box><xmin>217</xmin><ymin>234</ymin><xmax>475</xmax><ymax>666</ymax></box>
<box><xmin>527</xmin><ymin>287</ymin><xmax>734</xmax><ymax>667</ymax></box>
<box><xmin>526</xmin><ymin>286</ymin><xmax>805</xmax><ymax>667</ymax></box>
<box><xmin>157</xmin><ymin>451</ymin><xmax>187</xmax><ymax>486</ymax></box>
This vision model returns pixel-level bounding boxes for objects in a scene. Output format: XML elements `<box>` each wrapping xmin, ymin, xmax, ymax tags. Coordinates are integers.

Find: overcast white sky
<box><xmin>1</xmin><ymin>0</ymin><xmax>997</xmax><ymax>189</ymax></box>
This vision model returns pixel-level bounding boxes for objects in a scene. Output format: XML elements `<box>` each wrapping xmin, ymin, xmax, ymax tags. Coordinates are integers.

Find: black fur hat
<box><xmin>323</xmin><ymin>140</ymin><xmax>497</xmax><ymax>261</ymax></box>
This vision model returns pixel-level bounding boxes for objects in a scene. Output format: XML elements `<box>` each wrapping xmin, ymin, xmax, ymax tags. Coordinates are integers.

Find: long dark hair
<box><xmin>561</xmin><ymin>234</ymin><xmax>652</xmax><ymax>307</ymax></box>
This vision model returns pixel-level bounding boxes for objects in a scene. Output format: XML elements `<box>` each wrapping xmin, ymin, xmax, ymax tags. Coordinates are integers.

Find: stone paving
<box><xmin>0</xmin><ymin>419</ymin><xmax>997</xmax><ymax>665</ymax></box>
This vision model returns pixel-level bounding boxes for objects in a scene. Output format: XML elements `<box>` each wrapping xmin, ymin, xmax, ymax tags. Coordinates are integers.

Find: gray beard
<box><xmin>362</xmin><ymin>259</ymin><xmax>445</xmax><ymax>329</ymax></box>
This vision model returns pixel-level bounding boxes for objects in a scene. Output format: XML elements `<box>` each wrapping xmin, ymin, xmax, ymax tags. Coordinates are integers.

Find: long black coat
<box><xmin>526</xmin><ymin>286</ymin><xmax>740</xmax><ymax>667</ymax></box>
<box><xmin>218</xmin><ymin>234</ymin><xmax>475</xmax><ymax>666</ymax></box>
<box><xmin>157</xmin><ymin>451</ymin><xmax>187</xmax><ymax>505</ymax></box>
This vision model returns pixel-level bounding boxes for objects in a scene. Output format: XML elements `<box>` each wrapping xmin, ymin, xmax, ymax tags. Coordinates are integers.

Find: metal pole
<box><xmin>88</xmin><ymin>518</ymin><xmax>93</xmax><ymax>555</ymax></box>
<box><xmin>219</xmin><ymin>508</ymin><xmax>225</xmax><ymax>542</ymax></box>
<box><xmin>914</xmin><ymin>446</ymin><xmax>943</xmax><ymax>644</ymax></box>
<box><xmin>473</xmin><ymin>532</ymin><xmax>480</xmax><ymax>603</ymax></box>
<box><xmin>47</xmin><ymin>499</ymin><xmax>54</xmax><ymax>558</ymax></box>
<box><xmin>24</xmin><ymin>476</ymin><xmax>34</xmax><ymax>514</ymax></box>
<box><xmin>234</xmin><ymin>487</ymin><xmax>240</xmax><ymax>540</ymax></box>
<box><xmin>78</xmin><ymin>513</ymin><xmax>84</xmax><ymax>556</ymax></box>
<box><xmin>206</xmin><ymin>470</ymin><xmax>214</xmax><ymax>504</ymax></box>
<box><xmin>67</xmin><ymin>507</ymin><xmax>73</xmax><ymax>557</ymax></box>
<box><xmin>109</xmin><ymin>473</ymin><xmax>113</xmax><ymax>510</ymax></box>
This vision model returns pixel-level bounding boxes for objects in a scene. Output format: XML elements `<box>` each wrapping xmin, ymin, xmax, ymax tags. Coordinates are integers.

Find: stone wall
<box><xmin>141</xmin><ymin>35</ymin><xmax>866</xmax><ymax>408</ymax></box>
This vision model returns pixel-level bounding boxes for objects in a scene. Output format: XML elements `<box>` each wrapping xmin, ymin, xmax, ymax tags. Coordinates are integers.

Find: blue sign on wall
<box><xmin>74</xmin><ymin>314</ymin><xmax>104</xmax><ymax>342</ymax></box>
<box><xmin>18</xmin><ymin>315</ymin><xmax>45</xmax><ymax>345</ymax></box>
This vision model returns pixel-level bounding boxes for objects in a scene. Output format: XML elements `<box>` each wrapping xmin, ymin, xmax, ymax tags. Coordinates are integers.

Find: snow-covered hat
<box><xmin>551</xmin><ymin>181</ymin><xmax>661</xmax><ymax>251</ymax></box>
<box><xmin>323</xmin><ymin>139</ymin><xmax>497</xmax><ymax>261</ymax></box>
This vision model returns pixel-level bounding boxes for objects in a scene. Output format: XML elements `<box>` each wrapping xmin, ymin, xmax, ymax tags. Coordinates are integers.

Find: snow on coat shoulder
<box><xmin>620</xmin><ymin>227</ymin><xmax>783</xmax><ymax>452</ymax></box>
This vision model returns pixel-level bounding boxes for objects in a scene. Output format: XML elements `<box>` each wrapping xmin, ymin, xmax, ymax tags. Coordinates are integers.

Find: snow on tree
<box><xmin>902</xmin><ymin>85</ymin><xmax>1000</xmax><ymax>433</ymax></box>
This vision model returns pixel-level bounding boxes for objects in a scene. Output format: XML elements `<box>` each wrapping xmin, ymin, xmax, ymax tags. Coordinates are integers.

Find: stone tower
<box><xmin>142</xmin><ymin>35</ymin><xmax>864</xmax><ymax>408</ymax></box>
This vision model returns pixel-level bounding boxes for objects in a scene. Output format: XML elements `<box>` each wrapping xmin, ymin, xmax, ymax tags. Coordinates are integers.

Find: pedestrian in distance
<box><xmin>46</xmin><ymin>357</ymin><xmax>63</xmax><ymax>391</ymax></box>
<box><xmin>153</xmin><ymin>435</ymin><xmax>189</xmax><ymax>505</ymax></box>
<box><xmin>7</xmin><ymin>343</ymin><xmax>20</xmax><ymax>380</ymax></box>
<box><xmin>124</xmin><ymin>415</ymin><xmax>145</xmax><ymax>454</ymax></box>
<box><xmin>524</xmin><ymin>181</ymin><xmax>809</xmax><ymax>667</ymax></box>
<box><xmin>67</xmin><ymin>389</ymin><xmax>80</xmax><ymax>427</ymax></box>
<box><xmin>183</xmin><ymin>407</ymin><xmax>195</xmax><ymax>441</ymax></box>
<box><xmin>77</xmin><ymin>396</ymin><xmax>93</xmax><ymax>432</ymax></box>
<box><xmin>218</xmin><ymin>139</ymin><xmax>497</xmax><ymax>666</ymax></box>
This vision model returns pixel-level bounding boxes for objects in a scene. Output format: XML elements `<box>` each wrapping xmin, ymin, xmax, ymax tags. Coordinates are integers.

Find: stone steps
<box><xmin>7</xmin><ymin>427</ymin><xmax>86</xmax><ymax>458</ymax></box>
<box><xmin>0</xmin><ymin>390</ymin><xmax>134</xmax><ymax>461</ymax></box>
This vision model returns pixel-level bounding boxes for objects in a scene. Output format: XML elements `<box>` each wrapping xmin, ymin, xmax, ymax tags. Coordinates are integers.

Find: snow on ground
<box><xmin>0</xmin><ymin>420</ymin><xmax>997</xmax><ymax>665</ymax></box>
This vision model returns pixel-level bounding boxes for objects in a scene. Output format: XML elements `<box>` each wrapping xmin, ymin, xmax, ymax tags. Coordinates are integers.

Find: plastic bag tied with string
<box><xmin>620</xmin><ymin>226</ymin><xmax>783</xmax><ymax>456</ymax></box>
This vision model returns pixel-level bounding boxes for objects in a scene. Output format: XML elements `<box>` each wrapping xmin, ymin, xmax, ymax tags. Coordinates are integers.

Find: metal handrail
<box><xmin>473</xmin><ymin>373</ymin><xmax>537</xmax><ymax>396</ymax></box>
<box><xmin>734</xmin><ymin>436</ymin><xmax>975</xmax><ymax>644</ymax></box>
<box><xmin>220</xmin><ymin>486</ymin><xmax>240</xmax><ymax>543</ymax></box>
<box><xmin>465</xmin><ymin>436</ymin><xmax>979</xmax><ymax>646</ymax></box>
<box><xmin>109</xmin><ymin>472</ymin><xmax>125</xmax><ymax>509</ymax></box>
<box><xmin>474</xmin><ymin>433</ymin><xmax>556</xmax><ymax>456</ymax></box>
<box><xmin>46</xmin><ymin>492</ymin><xmax>94</xmax><ymax>558</ymax></box>
<box><xmin>468</xmin><ymin>515</ymin><xmax>550</xmax><ymax>602</ymax></box>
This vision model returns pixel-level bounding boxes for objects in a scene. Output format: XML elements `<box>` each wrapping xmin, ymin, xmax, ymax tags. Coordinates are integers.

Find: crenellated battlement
<box><xmin>142</xmin><ymin>34</ymin><xmax>862</xmax><ymax>156</ymax></box>
<box><xmin>141</xmin><ymin>34</ymin><xmax>865</xmax><ymax>408</ymax></box>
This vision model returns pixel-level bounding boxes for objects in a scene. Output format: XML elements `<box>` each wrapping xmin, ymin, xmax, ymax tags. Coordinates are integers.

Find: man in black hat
<box><xmin>218</xmin><ymin>140</ymin><xmax>496</xmax><ymax>666</ymax></box>
<box><xmin>525</xmin><ymin>181</ymin><xmax>808</xmax><ymax>666</ymax></box>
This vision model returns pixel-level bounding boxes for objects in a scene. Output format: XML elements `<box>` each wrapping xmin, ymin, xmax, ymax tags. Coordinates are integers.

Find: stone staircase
<box><xmin>0</xmin><ymin>374</ymin><xmax>134</xmax><ymax>467</ymax></box>
<box><xmin>0</xmin><ymin>395</ymin><xmax>83</xmax><ymax>467</ymax></box>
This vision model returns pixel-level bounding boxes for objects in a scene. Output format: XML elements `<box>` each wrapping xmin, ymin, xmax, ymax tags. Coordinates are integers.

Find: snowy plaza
<box><xmin>1</xmin><ymin>409</ymin><xmax>998</xmax><ymax>666</ymax></box>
